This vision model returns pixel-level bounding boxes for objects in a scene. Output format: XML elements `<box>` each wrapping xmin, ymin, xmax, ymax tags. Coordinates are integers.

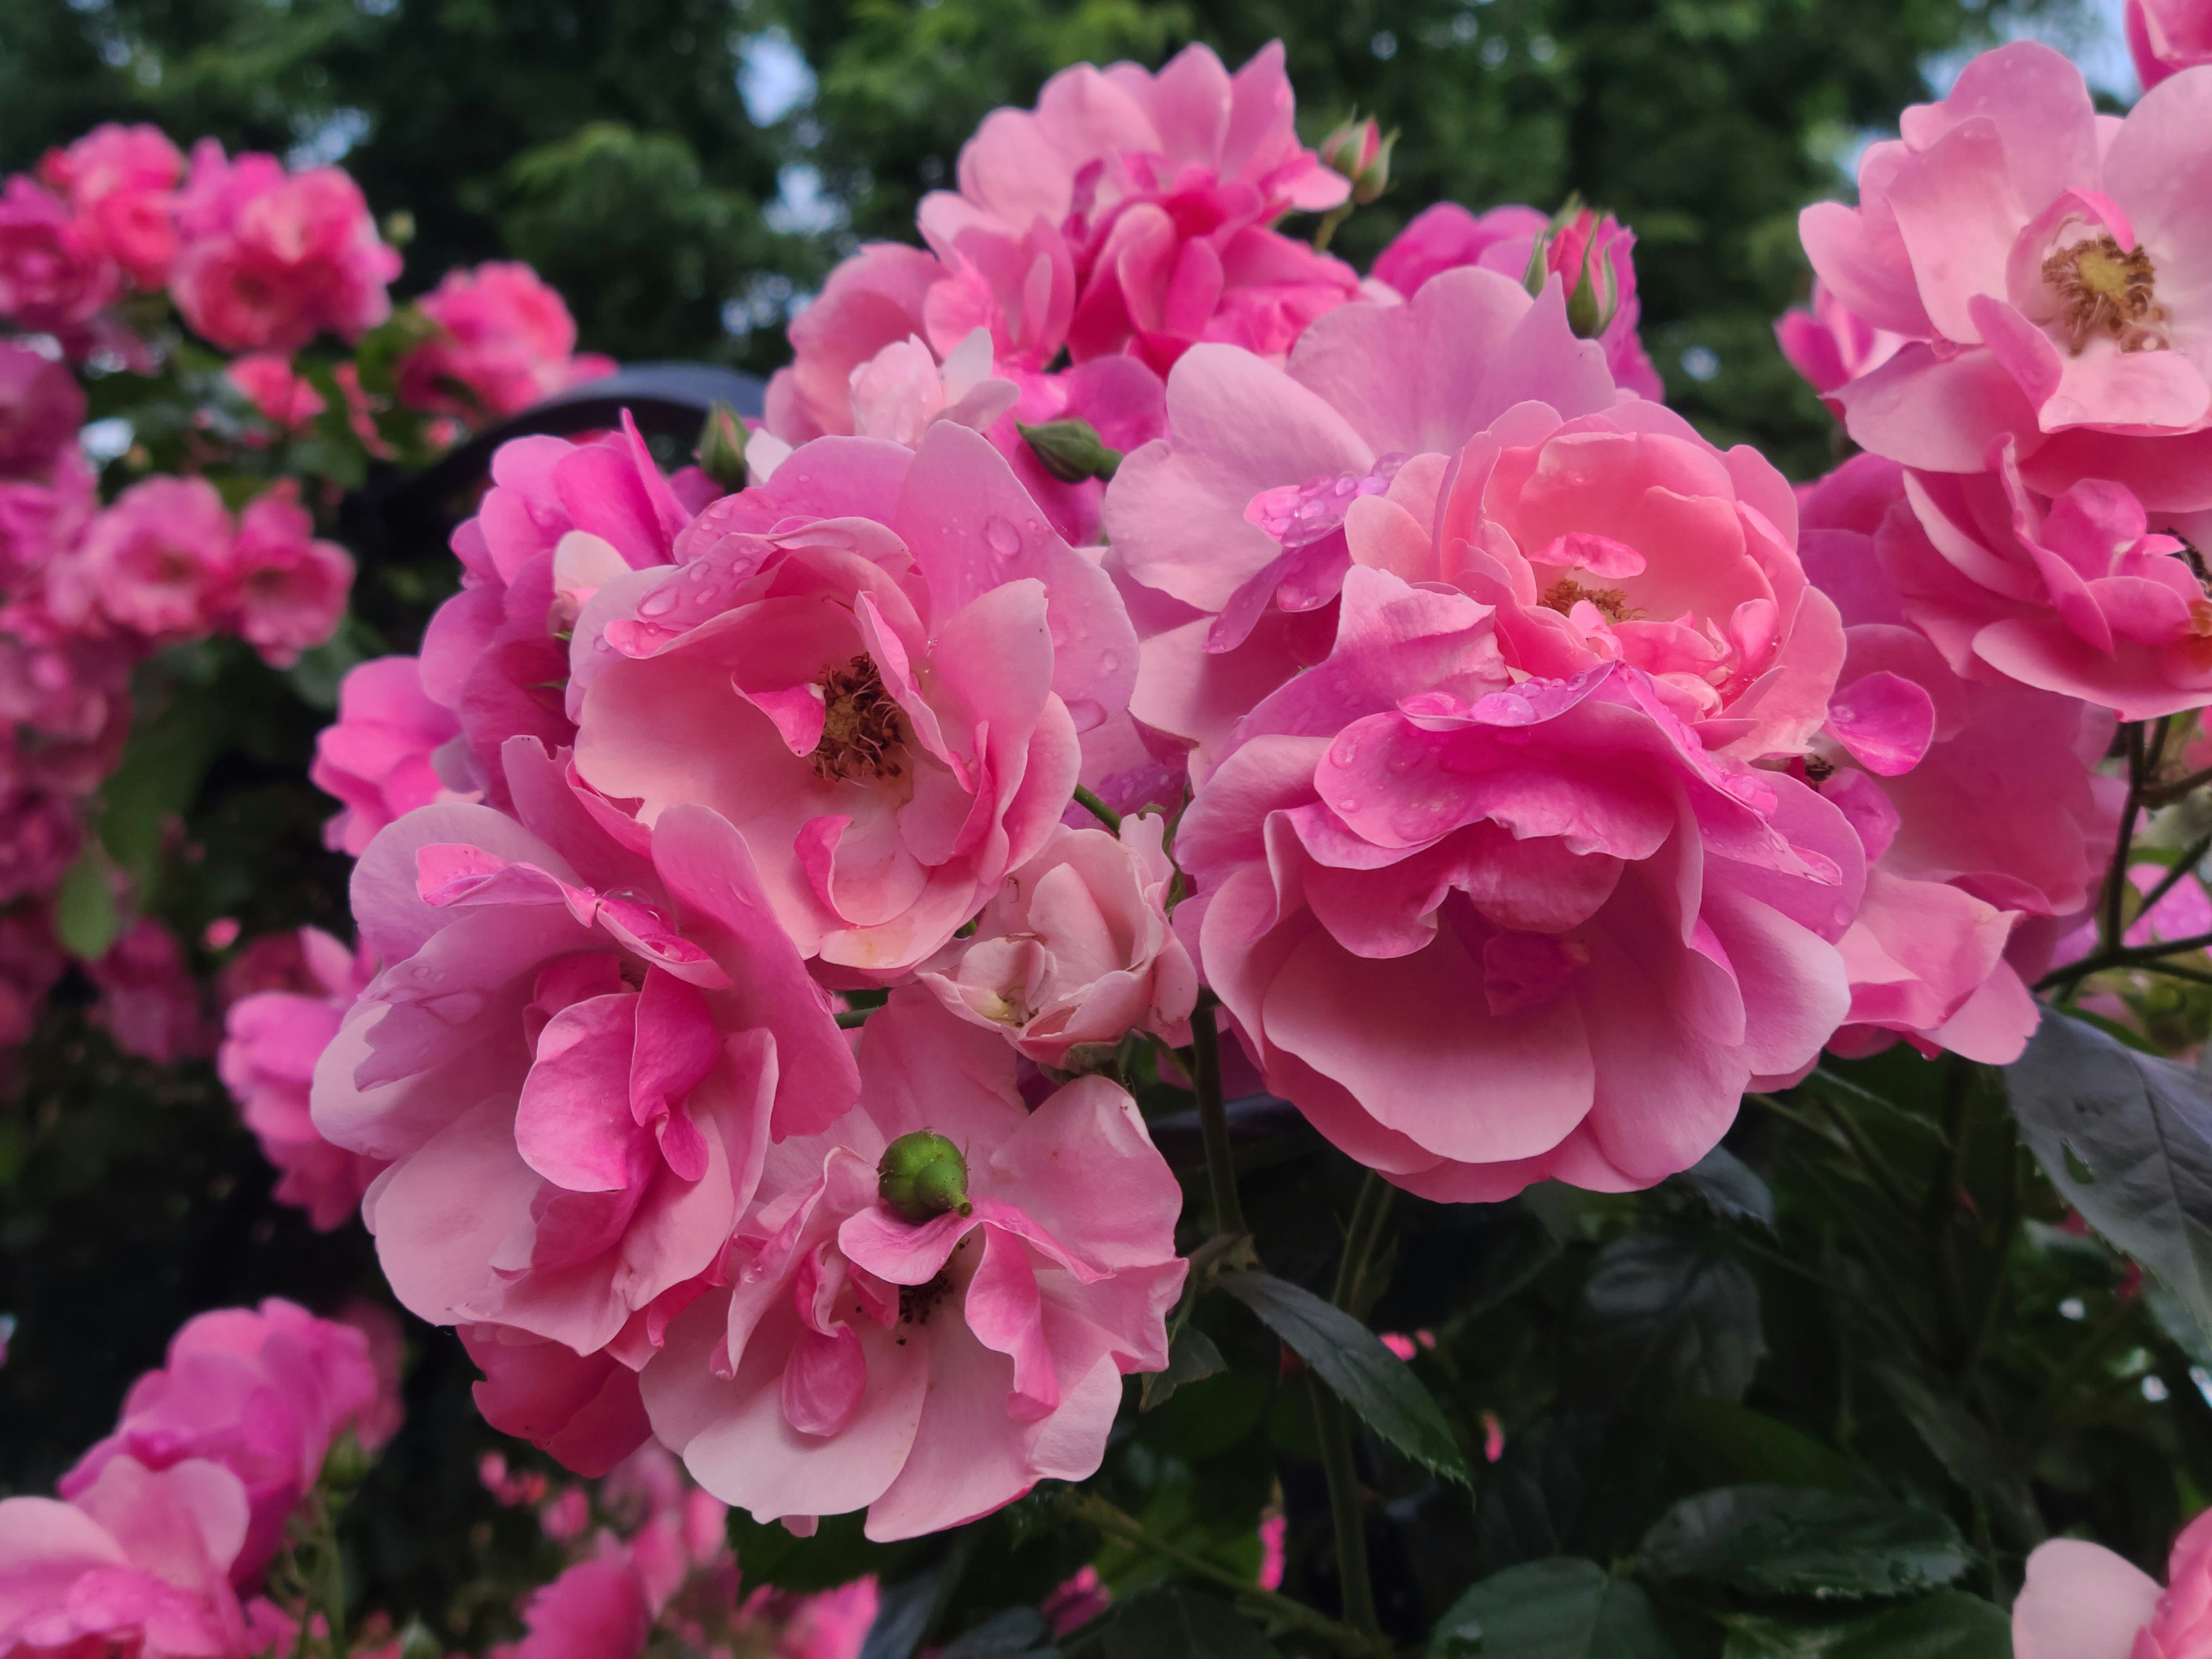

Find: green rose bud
<box><xmin>320</xmin><ymin>1426</ymin><xmax>372</xmax><ymax>1491</ymax></box>
<box><xmin>878</xmin><ymin>1129</ymin><xmax>973</xmax><ymax>1224</ymax></box>
<box><xmin>695</xmin><ymin>400</ymin><xmax>751</xmax><ymax>493</ymax></box>
<box><xmin>1018</xmin><ymin>418</ymin><xmax>1122</xmax><ymax>484</ymax></box>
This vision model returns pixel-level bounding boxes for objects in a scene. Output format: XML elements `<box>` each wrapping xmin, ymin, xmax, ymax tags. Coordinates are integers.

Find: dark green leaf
<box><xmin>1142</xmin><ymin>1324</ymin><xmax>1226</xmax><ymax>1411</ymax></box>
<box><xmin>724</xmin><ymin>1509</ymin><xmax>926</xmax><ymax>1594</ymax></box>
<box><xmin>1477</xmin><ymin>1414</ymin><xmax>1609</xmax><ymax>1573</ymax></box>
<box><xmin>1640</xmin><ymin>1486</ymin><xmax>1969</xmax><ymax>1601</ymax></box>
<box><xmin>1658</xmin><ymin>1399</ymin><xmax>1874</xmax><ymax>1497</ymax></box>
<box><xmin>938</xmin><ymin>1608</ymin><xmax>1058</xmax><ymax>1657</ymax></box>
<box><xmin>2005</xmin><ymin>1012</ymin><xmax>2212</xmax><ymax>1350</ymax></box>
<box><xmin>1573</xmin><ymin>1234</ymin><xmax>1763</xmax><ymax>1407</ymax></box>
<box><xmin>1430</xmin><ymin>1559</ymin><xmax>1679</xmax><ymax>1659</ymax></box>
<box><xmin>1721</xmin><ymin>1593</ymin><xmax>2010</xmax><ymax>1658</ymax></box>
<box><xmin>1102</xmin><ymin>1587</ymin><xmax>1278</xmax><ymax>1659</ymax></box>
<box><xmin>51</xmin><ymin>843</ymin><xmax>120</xmax><ymax>962</ymax></box>
<box><xmin>1214</xmin><ymin>1270</ymin><xmax>1469</xmax><ymax>1484</ymax></box>
<box><xmin>1678</xmin><ymin>1147</ymin><xmax>1778</xmax><ymax>1232</ymax></box>
<box><xmin>1870</xmin><ymin>1366</ymin><xmax>2040</xmax><ymax>1546</ymax></box>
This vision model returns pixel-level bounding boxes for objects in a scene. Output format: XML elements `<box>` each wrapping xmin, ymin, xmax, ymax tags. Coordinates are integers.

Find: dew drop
<box><xmin>637</xmin><ymin>588</ymin><xmax>678</xmax><ymax>618</ymax></box>
<box><xmin>984</xmin><ymin>516</ymin><xmax>1022</xmax><ymax>558</ymax></box>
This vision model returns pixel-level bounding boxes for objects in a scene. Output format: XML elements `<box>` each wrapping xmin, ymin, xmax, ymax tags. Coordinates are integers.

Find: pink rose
<box><xmin>0</xmin><ymin>442</ymin><xmax>95</xmax><ymax>592</ymax></box>
<box><xmin>918</xmin><ymin>813</ymin><xmax>1197</xmax><ymax>1066</ymax></box>
<box><xmin>569</xmin><ymin>422</ymin><xmax>1132</xmax><ymax>975</ymax></box>
<box><xmin>88</xmin><ymin>918</ymin><xmax>208</xmax><ymax>1063</ymax></box>
<box><xmin>461</xmin><ymin>1325</ymin><xmax>652</xmax><ymax>1477</ymax></box>
<box><xmin>217</xmin><ymin>484</ymin><xmax>354</xmax><ymax>667</ymax></box>
<box><xmin>2016</xmin><ymin>1513</ymin><xmax>2212</xmax><ymax>1659</ymax></box>
<box><xmin>310</xmin><ymin>738</ymin><xmax>859</xmax><ymax>1364</ymax></box>
<box><xmin>1174</xmin><ymin>565</ymin><xmax>1859</xmax><ymax>1201</ymax></box>
<box><xmin>0</xmin><ymin>343</ymin><xmax>86</xmax><ymax>476</ymax></box>
<box><xmin>2130</xmin><ymin>0</ymin><xmax>2212</xmax><ymax>88</ymax></box>
<box><xmin>1774</xmin><ymin>278</ymin><xmax>1906</xmax><ymax>407</ymax></box>
<box><xmin>639</xmin><ymin>990</ymin><xmax>1185</xmax><ymax>1541</ymax></box>
<box><xmin>0</xmin><ymin>907</ymin><xmax>62</xmax><ymax>1049</ymax></box>
<box><xmin>310</xmin><ymin>654</ymin><xmax>468</xmax><ymax>857</ymax></box>
<box><xmin>0</xmin><ymin>1456</ymin><xmax>280</xmax><ymax>1659</ymax></box>
<box><xmin>218</xmin><ymin>926</ymin><xmax>384</xmax><ymax>1231</ymax></box>
<box><xmin>1800</xmin><ymin>44</ymin><xmax>2212</xmax><ymax>539</ymax></box>
<box><xmin>0</xmin><ymin>627</ymin><xmax>130</xmax><ymax>798</ymax></box>
<box><xmin>226</xmin><ymin>352</ymin><xmax>325</xmax><ymax>430</ymax></box>
<box><xmin>397</xmin><ymin>261</ymin><xmax>615</xmax><ymax>421</ymax></box>
<box><xmin>37</xmin><ymin>123</ymin><xmax>184</xmax><ymax>289</ymax></box>
<box><xmin>491</xmin><ymin>1557</ymin><xmax>651</xmax><ymax>1659</ymax></box>
<box><xmin>0</xmin><ymin>787</ymin><xmax>80</xmax><ymax>904</ymax></box>
<box><xmin>0</xmin><ymin>175</ymin><xmax>118</xmax><ymax>334</ymax></box>
<box><xmin>169</xmin><ymin>140</ymin><xmax>400</xmax><ymax>352</ymax></box>
<box><xmin>1370</xmin><ymin>202</ymin><xmax>1551</xmax><ymax>300</ymax></box>
<box><xmin>47</xmin><ymin>475</ymin><xmax>233</xmax><ymax>644</ymax></box>
<box><xmin>59</xmin><ymin>1298</ymin><xmax>393</xmax><ymax>1583</ymax></box>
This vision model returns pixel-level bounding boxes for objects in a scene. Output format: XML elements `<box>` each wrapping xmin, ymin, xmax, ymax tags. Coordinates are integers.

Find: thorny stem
<box><xmin>1308</xmin><ymin>1379</ymin><xmax>1382</xmax><ymax>1641</ymax></box>
<box><xmin>1332</xmin><ymin>1172</ymin><xmax>1397</xmax><ymax>1320</ymax></box>
<box><xmin>1190</xmin><ymin>993</ymin><xmax>1246</xmax><ymax>1240</ymax></box>
<box><xmin>1071</xmin><ymin>785</ymin><xmax>1122</xmax><ymax>834</ymax></box>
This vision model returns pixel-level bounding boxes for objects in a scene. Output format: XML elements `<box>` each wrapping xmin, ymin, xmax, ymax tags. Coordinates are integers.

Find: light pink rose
<box><xmin>226</xmin><ymin>352</ymin><xmax>326</xmax><ymax>431</ymax></box>
<box><xmin>397</xmin><ymin>261</ymin><xmax>615</xmax><ymax>421</ymax></box>
<box><xmin>59</xmin><ymin>1298</ymin><xmax>394</xmax><ymax>1583</ymax></box>
<box><xmin>311</xmin><ymin>654</ymin><xmax>469</xmax><ymax>856</ymax></box>
<box><xmin>37</xmin><ymin>123</ymin><xmax>184</xmax><ymax>289</ymax></box>
<box><xmin>0</xmin><ymin>787</ymin><xmax>80</xmax><ymax>904</ymax></box>
<box><xmin>764</xmin><ymin>245</ymin><xmax>953</xmax><ymax>445</ymax></box>
<box><xmin>918</xmin><ymin>813</ymin><xmax>1197</xmax><ymax>1066</ymax></box>
<box><xmin>1800</xmin><ymin>44</ymin><xmax>2212</xmax><ymax>535</ymax></box>
<box><xmin>460</xmin><ymin>1324</ymin><xmax>652</xmax><ymax>1477</ymax></box>
<box><xmin>1175</xmin><ymin>564</ymin><xmax>1859</xmax><ymax>1201</ymax></box>
<box><xmin>2016</xmin><ymin>1513</ymin><xmax>2212</xmax><ymax>1659</ymax></box>
<box><xmin>2130</xmin><ymin>0</ymin><xmax>2212</xmax><ymax>88</ymax></box>
<box><xmin>640</xmin><ymin>990</ymin><xmax>1185</xmax><ymax>1541</ymax></box>
<box><xmin>88</xmin><ymin>918</ymin><xmax>209</xmax><ymax>1063</ymax></box>
<box><xmin>0</xmin><ymin>175</ymin><xmax>118</xmax><ymax>335</ymax></box>
<box><xmin>1370</xmin><ymin>202</ymin><xmax>1551</xmax><ymax>300</ymax></box>
<box><xmin>170</xmin><ymin>140</ymin><xmax>401</xmax><ymax>352</ymax></box>
<box><xmin>218</xmin><ymin>926</ymin><xmax>384</xmax><ymax>1231</ymax></box>
<box><xmin>47</xmin><ymin>475</ymin><xmax>233</xmax><ymax>644</ymax></box>
<box><xmin>0</xmin><ymin>343</ymin><xmax>86</xmax><ymax>477</ymax></box>
<box><xmin>1774</xmin><ymin>279</ymin><xmax>1905</xmax><ymax>408</ymax></box>
<box><xmin>0</xmin><ymin>1456</ymin><xmax>277</xmax><ymax>1659</ymax></box>
<box><xmin>218</xmin><ymin>483</ymin><xmax>354</xmax><ymax>667</ymax></box>
<box><xmin>570</xmin><ymin>422</ymin><xmax>1132</xmax><ymax>976</ymax></box>
<box><xmin>310</xmin><ymin>738</ymin><xmax>860</xmax><ymax>1364</ymax></box>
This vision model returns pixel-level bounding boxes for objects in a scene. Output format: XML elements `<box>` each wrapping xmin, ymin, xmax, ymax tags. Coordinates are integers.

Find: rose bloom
<box><xmin>0</xmin><ymin>627</ymin><xmax>131</xmax><ymax>799</ymax></box>
<box><xmin>226</xmin><ymin>351</ymin><xmax>326</xmax><ymax>430</ymax></box>
<box><xmin>312</xmin><ymin>654</ymin><xmax>468</xmax><ymax>856</ymax></box>
<box><xmin>0</xmin><ymin>175</ymin><xmax>118</xmax><ymax>334</ymax></box>
<box><xmin>1801</xmin><ymin>43</ymin><xmax>2212</xmax><ymax>542</ymax></box>
<box><xmin>0</xmin><ymin>342</ymin><xmax>86</xmax><ymax>477</ymax></box>
<box><xmin>88</xmin><ymin>918</ymin><xmax>208</xmax><ymax>1063</ymax></box>
<box><xmin>640</xmin><ymin>991</ymin><xmax>1185</xmax><ymax>1541</ymax></box>
<box><xmin>0</xmin><ymin>787</ymin><xmax>81</xmax><ymax>905</ymax></box>
<box><xmin>47</xmin><ymin>474</ymin><xmax>233</xmax><ymax>644</ymax></box>
<box><xmin>918</xmin><ymin>813</ymin><xmax>1197</xmax><ymax>1066</ymax></box>
<box><xmin>397</xmin><ymin>260</ymin><xmax>615</xmax><ymax>421</ymax></box>
<box><xmin>462</xmin><ymin>1325</ymin><xmax>654</xmax><ymax>1476</ymax></box>
<box><xmin>1774</xmin><ymin>278</ymin><xmax>1905</xmax><ymax>408</ymax></box>
<box><xmin>570</xmin><ymin>422</ymin><xmax>1134</xmax><ymax>976</ymax></box>
<box><xmin>169</xmin><ymin>139</ymin><xmax>401</xmax><ymax>353</ymax></box>
<box><xmin>37</xmin><ymin>122</ymin><xmax>184</xmax><ymax>288</ymax></box>
<box><xmin>0</xmin><ymin>442</ymin><xmax>95</xmax><ymax>593</ymax></box>
<box><xmin>2129</xmin><ymin>0</ymin><xmax>2212</xmax><ymax>87</ymax></box>
<box><xmin>58</xmin><ymin>1298</ymin><xmax>395</xmax><ymax>1582</ymax></box>
<box><xmin>2015</xmin><ymin>1512</ymin><xmax>2212</xmax><ymax>1659</ymax></box>
<box><xmin>216</xmin><ymin>483</ymin><xmax>354</xmax><ymax>667</ymax></box>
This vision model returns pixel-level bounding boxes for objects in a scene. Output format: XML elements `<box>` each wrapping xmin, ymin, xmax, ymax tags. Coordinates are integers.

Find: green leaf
<box><xmin>1430</xmin><ymin>1559</ymin><xmax>1679</xmax><ymax>1659</ymax></box>
<box><xmin>1213</xmin><ymin>1270</ymin><xmax>1470</xmax><ymax>1484</ymax></box>
<box><xmin>1102</xmin><ymin>1587</ymin><xmax>1279</xmax><ymax>1659</ymax></box>
<box><xmin>51</xmin><ymin>842</ymin><xmax>120</xmax><ymax>961</ymax></box>
<box><xmin>284</xmin><ymin>613</ymin><xmax>384</xmax><ymax>713</ymax></box>
<box><xmin>1572</xmin><ymin>1234</ymin><xmax>1763</xmax><ymax>1407</ymax></box>
<box><xmin>1870</xmin><ymin>1366</ymin><xmax>2040</xmax><ymax>1546</ymax></box>
<box><xmin>2004</xmin><ymin>1012</ymin><xmax>2212</xmax><ymax>1351</ymax></box>
<box><xmin>1677</xmin><ymin>1147</ymin><xmax>1777</xmax><ymax>1232</ymax></box>
<box><xmin>1721</xmin><ymin>1592</ymin><xmax>2010</xmax><ymax>1658</ymax></box>
<box><xmin>1639</xmin><ymin>1486</ymin><xmax>1970</xmax><ymax>1601</ymax></box>
<box><xmin>938</xmin><ymin>1608</ymin><xmax>1058</xmax><ymax>1657</ymax></box>
<box><xmin>1142</xmin><ymin>1323</ymin><xmax>1226</xmax><ymax>1411</ymax></box>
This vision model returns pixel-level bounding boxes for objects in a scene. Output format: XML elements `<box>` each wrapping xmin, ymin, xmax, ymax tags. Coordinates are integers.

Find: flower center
<box><xmin>1539</xmin><ymin>577</ymin><xmax>1637</xmax><ymax>623</ymax></box>
<box><xmin>899</xmin><ymin>1269</ymin><xmax>956</xmax><ymax>1327</ymax></box>
<box><xmin>2042</xmin><ymin>235</ymin><xmax>2167</xmax><ymax>354</ymax></box>
<box><xmin>811</xmin><ymin>655</ymin><xmax>907</xmax><ymax>783</ymax></box>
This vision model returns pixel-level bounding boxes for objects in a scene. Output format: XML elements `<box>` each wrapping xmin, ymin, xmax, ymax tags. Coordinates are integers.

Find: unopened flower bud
<box><xmin>1320</xmin><ymin>116</ymin><xmax>1395</xmax><ymax>207</ymax></box>
<box><xmin>696</xmin><ymin>400</ymin><xmax>750</xmax><ymax>493</ymax></box>
<box><xmin>1019</xmin><ymin>418</ymin><xmax>1122</xmax><ymax>484</ymax></box>
<box><xmin>878</xmin><ymin>1129</ymin><xmax>973</xmax><ymax>1224</ymax></box>
<box><xmin>320</xmin><ymin>1427</ymin><xmax>372</xmax><ymax>1492</ymax></box>
<box><xmin>1523</xmin><ymin>200</ymin><xmax>1626</xmax><ymax>339</ymax></box>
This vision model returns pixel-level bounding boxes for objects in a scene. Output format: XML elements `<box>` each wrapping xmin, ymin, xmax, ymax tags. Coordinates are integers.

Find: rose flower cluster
<box><xmin>203</xmin><ymin>34</ymin><xmax>2203</xmax><ymax>1554</ymax></box>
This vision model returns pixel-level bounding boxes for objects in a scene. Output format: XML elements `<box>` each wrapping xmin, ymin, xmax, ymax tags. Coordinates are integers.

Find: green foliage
<box><xmin>1430</xmin><ymin>1559</ymin><xmax>1676</xmax><ymax>1659</ymax></box>
<box><xmin>1638</xmin><ymin>1486</ymin><xmax>1971</xmax><ymax>1600</ymax></box>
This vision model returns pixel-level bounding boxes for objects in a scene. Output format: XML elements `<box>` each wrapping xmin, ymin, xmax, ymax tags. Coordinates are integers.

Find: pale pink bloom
<box><xmin>88</xmin><ymin>918</ymin><xmax>209</xmax><ymax>1063</ymax></box>
<box><xmin>2130</xmin><ymin>0</ymin><xmax>2212</xmax><ymax>88</ymax></box>
<box><xmin>310</xmin><ymin>738</ymin><xmax>859</xmax><ymax>1364</ymax></box>
<box><xmin>59</xmin><ymin>1299</ymin><xmax>394</xmax><ymax>1583</ymax></box>
<box><xmin>765</xmin><ymin>245</ymin><xmax>951</xmax><ymax>445</ymax></box>
<box><xmin>1774</xmin><ymin>279</ymin><xmax>1905</xmax><ymax>407</ymax></box>
<box><xmin>491</xmin><ymin>1556</ymin><xmax>651</xmax><ymax>1659</ymax></box>
<box><xmin>37</xmin><ymin>123</ymin><xmax>185</xmax><ymax>289</ymax></box>
<box><xmin>0</xmin><ymin>343</ymin><xmax>85</xmax><ymax>476</ymax></box>
<box><xmin>0</xmin><ymin>787</ymin><xmax>80</xmax><ymax>904</ymax></box>
<box><xmin>1175</xmin><ymin>563</ymin><xmax>1859</xmax><ymax>1201</ymax></box>
<box><xmin>640</xmin><ymin>990</ymin><xmax>1185</xmax><ymax>1541</ymax></box>
<box><xmin>1800</xmin><ymin>44</ymin><xmax>2212</xmax><ymax>535</ymax></box>
<box><xmin>2015</xmin><ymin>1513</ymin><xmax>2212</xmax><ymax>1659</ymax></box>
<box><xmin>570</xmin><ymin>422</ymin><xmax>1132</xmax><ymax>976</ymax></box>
<box><xmin>461</xmin><ymin>1325</ymin><xmax>651</xmax><ymax>1477</ymax></box>
<box><xmin>1371</xmin><ymin>203</ymin><xmax>1664</xmax><ymax>400</ymax></box>
<box><xmin>0</xmin><ymin>907</ymin><xmax>62</xmax><ymax>1048</ymax></box>
<box><xmin>48</xmin><ymin>475</ymin><xmax>233</xmax><ymax>643</ymax></box>
<box><xmin>919</xmin><ymin>813</ymin><xmax>1197</xmax><ymax>1065</ymax></box>
<box><xmin>0</xmin><ymin>176</ymin><xmax>118</xmax><ymax>334</ymax></box>
<box><xmin>170</xmin><ymin>140</ymin><xmax>400</xmax><ymax>352</ymax></box>
<box><xmin>227</xmin><ymin>352</ymin><xmax>325</xmax><ymax>430</ymax></box>
<box><xmin>311</xmin><ymin>655</ymin><xmax>469</xmax><ymax>855</ymax></box>
<box><xmin>846</xmin><ymin>329</ymin><xmax>1018</xmax><ymax>449</ymax></box>
<box><xmin>0</xmin><ymin>1456</ymin><xmax>276</xmax><ymax>1659</ymax></box>
<box><xmin>218</xmin><ymin>926</ymin><xmax>384</xmax><ymax>1231</ymax></box>
<box><xmin>219</xmin><ymin>484</ymin><xmax>354</xmax><ymax>667</ymax></box>
<box><xmin>398</xmin><ymin>261</ymin><xmax>615</xmax><ymax>421</ymax></box>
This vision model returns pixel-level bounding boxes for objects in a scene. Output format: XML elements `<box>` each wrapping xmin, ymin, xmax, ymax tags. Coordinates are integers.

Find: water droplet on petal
<box><xmin>984</xmin><ymin>517</ymin><xmax>1022</xmax><ymax>558</ymax></box>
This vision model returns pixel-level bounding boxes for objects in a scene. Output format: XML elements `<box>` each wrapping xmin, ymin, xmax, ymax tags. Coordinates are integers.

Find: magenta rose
<box><xmin>397</xmin><ymin>260</ymin><xmax>615</xmax><ymax>421</ymax></box>
<box><xmin>37</xmin><ymin>122</ymin><xmax>184</xmax><ymax>289</ymax></box>
<box><xmin>47</xmin><ymin>474</ymin><xmax>233</xmax><ymax>645</ymax></box>
<box><xmin>218</xmin><ymin>483</ymin><xmax>354</xmax><ymax>667</ymax></box>
<box><xmin>0</xmin><ymin>175</ymin><xmax>118</xmax><ymax>334</ymax></box>
<box><xmin>311</xmin><ymin>654</ymin><xmax>469</xmax><ymax>856</ymax></box>
<box><xmin>2130</xmin><ymin>0</ymin><xmax>2212</xmax><ymax>88</ymax></box>
<box><xmin>1774</xmin><ymin>279</ymin><xmax>1904</xmax><ymax>410</ymax></box>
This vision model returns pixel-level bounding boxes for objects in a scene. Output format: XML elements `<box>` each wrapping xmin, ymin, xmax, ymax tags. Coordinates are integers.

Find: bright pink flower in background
<box><xmin>47</xmin><ymin>474</ymin><xmax>233</xmax><ymax>643</ymax></box>
<box><xmin>462</xmin><ymin>1325</ymin><xmax>653</xmax><ymax>1477</ymax></box>
<box><xmin>0</xmin><ymin>343</ymin><xmax>86</xmax><ymax>477</ymax></box>
<box><xmin>312</xmin><ymin>654</ymin><xmax>468</xmax><ymax>855</ymax></box>
<box><xmin>1800</xmin><ymin>44</ymin><xmax>2212</xmax><ymax>543</ymax></box>
<box><xmin>0</xmin><ymin>627</ymin><xmax>131</xmax><ymax>800</ymax></box>
<box><xmin>1044</xmin><ymin>1565</ymin><xmax>1112</xmax><ymax>1635</ymax></box>
<box><xmin>227</xmin><ymin>351</ymin><xmax>326</xmax><ymax>430</ymax></box>
<box><xmin>641</xmin><ymin>991</ymin><xmax>1185</xmax><ymax>1540</ymax></box>
<box><xmin>397</xmin><ymin>261</ymin><xmax>615</xmax><ymax>421</ymax></box>
<box><xmin>59</xmin><ymin>1298</ymin><xmax>395</xmax><ymax>1583</ymax></box>
<box><xmin>0</xmin><ymin>176</ymin><xmax>118</xmax><ymax>335</ymax></box>
<box><xmin>218</xmin><ymin>927</ymin><xmax>384</xmax><ymax>1231</ymax></box>
<box><xmin>1173</xmin><ymin>566</ymin><xmax>1859</xmax><ymax>1201</ymax></box>
<box><xmin>571</xmin><ymin>422</ymin><xmax>1133</xmax><ymax>975</ymax></box>
<box><xmin>312</xmin><ymin>738</ymin><xmax>859</xmax><ymax>1366</ymax></box>
<box><xmin>220</xmin><ymin>483</ymin><xmax>354</xmax><ymax>667</ymax></box>
<box><xmin>0</xmin><ymin>442</ymin><xmax>94</xmax><ymax>593</ymax></box>
<box><xmin>1774</xmin><ymin>279</ymin><xmax>1905</xmax><ymax>407</ymax></box>
<box><xmin>37</xmin><ymin>122</ymin><xmax>185</xmax><ymax>289</ymax></box>
<box><xmin>2129</xmin><ymin>0</ymin><xmax>2212</xmax><ymax>87</ymax></box>
<box><xmin>491</xmin><ymin>1556</ymin><xmax>651</xmax><ymax>1659</ymax></box>
<box><xmin>89</xmin><ymin>918</ymin><xmax>209</xmax><ymax>1063</ymax></box>
<box><xmin>0</xmin><ymin>788</ymin><xmax>81</xmax><ymax>904</ymax></box>
<box><xmin>2015</xmin><ymin>1511</ymin><xmax>2212</xmax><ymax>1659</ymax></box>
<box><xmin>918</xmin><ymin>812</ymin><xmax>1196</xmax><ymax>1065</ymax></box>
<box><xmin>170</xmin><ymin>140</ymin><xmax>400</xmax><ymax>353</ymax></box>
